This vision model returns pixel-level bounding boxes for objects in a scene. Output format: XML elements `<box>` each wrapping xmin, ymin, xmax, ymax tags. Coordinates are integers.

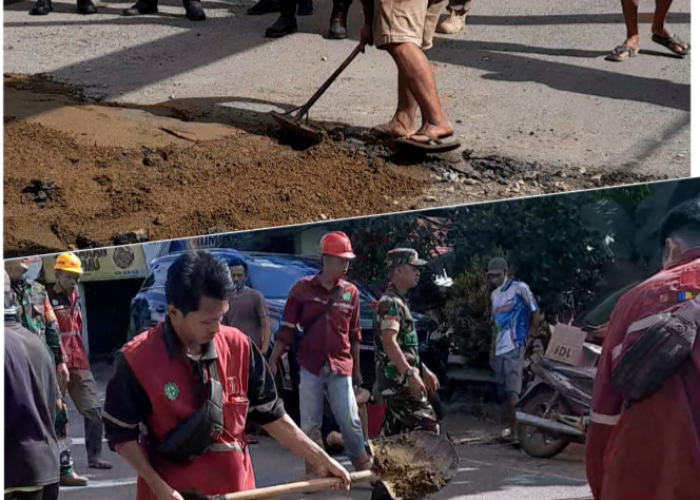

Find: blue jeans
<box><xmin>300</xmin><ymin>364</ymin><xmax>366</xmax><ymax>463</ymax></box>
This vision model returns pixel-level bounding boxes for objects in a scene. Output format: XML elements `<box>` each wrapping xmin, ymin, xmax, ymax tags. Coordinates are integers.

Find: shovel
<box><xmin>182</xmin><ymin>431</ymin><xmax>460</xmax><ymax>500</ymax></box>
<box><xmin>271</xmin><ymin>43</ymin><xmax>364</xmax><ymax>144</ymax></box>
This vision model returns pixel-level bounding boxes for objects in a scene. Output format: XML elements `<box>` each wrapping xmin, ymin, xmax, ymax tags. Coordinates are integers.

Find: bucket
<box><xmin>367</xmin><ymin>403</ymin><xmax>387</xmax><ymax>438</ymax></box>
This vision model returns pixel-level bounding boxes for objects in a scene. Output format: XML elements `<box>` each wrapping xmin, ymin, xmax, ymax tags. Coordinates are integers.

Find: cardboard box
<box><xmin>545</xmin><ymin>323</ymin><xmax>588</xmax><ymax>366</ymax></box>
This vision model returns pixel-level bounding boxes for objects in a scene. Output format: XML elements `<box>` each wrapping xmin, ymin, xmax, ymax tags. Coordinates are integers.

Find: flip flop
<box><xmin>395</xmin><ymin>132</ymin><xmax>461</xmax><ymax>154</ymax></box>
<box><xmin>605</xmin><ymin>45</ymin><xmax>639</xmax><ymax>62</ymax></box>
<box><xmin>369</xmin><ymin>126</ymin><xmax>408</xmax><ymax>140</ymax></box>
<box><xmin>652</xmin><ymin>33</ymin><xmax>690</xmax><ymax>56</ymax></box>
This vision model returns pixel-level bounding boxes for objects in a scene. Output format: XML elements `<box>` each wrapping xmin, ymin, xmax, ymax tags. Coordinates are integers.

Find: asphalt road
<box><xmin>58</xmin><ymin>365</ymin><xmax>592</xmax><ymax>500</ymax></box>
<box><xmin>3</xmin><ymin>0</ymin><xmax>691</xmax><ymax>178</ymax></box>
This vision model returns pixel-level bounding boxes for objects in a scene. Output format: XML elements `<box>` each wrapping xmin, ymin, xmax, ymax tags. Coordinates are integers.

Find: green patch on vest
<box><xmin>342</xmin><ymin>291</ymin><xmax>352</xmax><ymax>302</ymax></box>
<box><xmin>164</xmin><ymin>382</ymin><xmax>179</xmax><ymax>401</ymax></box>
<box><xmin>51</xmin><ymin>299</ymin><xmax>58</xmax><ymax>306</ymax></box>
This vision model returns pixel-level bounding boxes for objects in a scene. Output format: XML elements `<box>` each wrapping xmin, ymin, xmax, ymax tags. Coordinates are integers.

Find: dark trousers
<box><xmin>280</xmin><ymin>0</ymin><xmax>351</xmax><ymax>17</ymax></box>
<box><xmin>5</xmin><ymin>484</ymin><xmax>60</xmax><ymax>500</ymax></box>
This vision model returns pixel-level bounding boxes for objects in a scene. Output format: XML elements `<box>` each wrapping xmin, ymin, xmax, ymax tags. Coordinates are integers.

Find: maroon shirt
<box><xmin>277</xmin><ymin>275</ymin><xmax>361</xmax><ymax>377</ymax></box>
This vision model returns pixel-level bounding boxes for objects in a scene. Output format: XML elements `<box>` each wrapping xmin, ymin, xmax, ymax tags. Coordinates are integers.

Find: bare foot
<box><xmin>373</xmin><ymin>119</ymin><xmax>415</xmax><ymax>139</ymax></box>
<box><xmin>620</xmin><ymin>35</ymin><xmax>640</xmax><ymax>53</ymax></box>
<box><xmin>409</xmin><ymin>122</ymin><xmax>454</xmax><ymax>143</ymax></box>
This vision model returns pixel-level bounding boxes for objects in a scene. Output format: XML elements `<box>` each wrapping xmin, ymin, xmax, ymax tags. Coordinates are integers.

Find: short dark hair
<box><xmin>166</xmin><ymin>251</ymin><xmax>233</xmax><ymax>315</ymax></box>
<box><xmin>227</xmin><ymin>255</ymin><xmax>248</xmax><ymax>273</ymax></box>
<box><xmin>659</xmin><ymin>197</ymin><xmax>700</xmax><ymax>247</ymax></box>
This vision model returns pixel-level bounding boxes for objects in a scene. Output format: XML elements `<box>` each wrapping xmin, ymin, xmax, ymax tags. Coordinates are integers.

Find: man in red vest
<box><xmin>48</xmin><ymin>252</ymin><xmax>113</xmax><ymax>473</ymax></box>
<box><xmin>585</xmin><ymin>198</ymin><xmax>700</xmax><ymax>500</ymax></box>
<box><xmin>103</xmin><ymin>251</ymin><xmax>350</xmax><ymax>500</ymax></box>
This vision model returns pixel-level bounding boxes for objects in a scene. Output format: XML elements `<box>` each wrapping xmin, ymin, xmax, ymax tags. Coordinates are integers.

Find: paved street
<box><xmin>3</xmin><ymin>0</ymin><xmax>691</xmax><ymax>177</ymax></box>
<box><xmin>58</xmin><ymin>364</ymin><xmax>592</xmax><ymax>500</ymax></box>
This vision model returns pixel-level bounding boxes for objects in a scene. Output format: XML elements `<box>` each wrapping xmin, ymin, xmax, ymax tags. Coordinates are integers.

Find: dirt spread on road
<box><xmin>4</xmin><ymin>74</ymin><xmax>428</xmax><ymax>257</ymax></box>
<box><xmin>3</xmin><ymin>74</ymin><xmax>667</xmax><ymax>258</ymax></box>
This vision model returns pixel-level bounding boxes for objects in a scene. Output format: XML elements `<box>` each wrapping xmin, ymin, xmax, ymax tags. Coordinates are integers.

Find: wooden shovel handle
<box><xmin>217</xmin><ymin>470</ymin><xmax>376</xmax><ymax>500</ymax></box>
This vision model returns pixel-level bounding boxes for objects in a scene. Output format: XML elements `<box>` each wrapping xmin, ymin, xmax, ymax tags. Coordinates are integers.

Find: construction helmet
<box><xmin>54</xmin><ymin>252</ymin><xmax>83</xmax><ymax>275</ymax></box>
<box><xmin>320</xmin><ymin>232</ymin><xmax>356</xmax><ymax>259</ymax></box>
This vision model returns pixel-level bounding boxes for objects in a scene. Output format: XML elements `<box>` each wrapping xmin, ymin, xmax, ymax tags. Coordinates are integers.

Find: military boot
<box><xmin>77</xmin><ymin>0</ymin><xmax>97</xmax><ymax>14</ymax></box>
<box><xmin>123</xmin><ymin>0</ymin><xmax>158</xmax><ymax>16</ymax></box>
<box><xmin>30</xmin><ymin>0</ymin><xmax>53</xmax><ymax>15</ymax></box>
<box><xmin>265</xmin><ymin>0</ymin><xmax>298</xmax><ymax>38</ymax></box>
<box><xmin>183</xmin><ymin>0</ymin><xmax>206</xmax><ymax>20</ymax></box>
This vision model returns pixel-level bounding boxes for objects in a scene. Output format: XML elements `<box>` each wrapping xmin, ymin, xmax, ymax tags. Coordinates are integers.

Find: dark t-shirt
<box><xmin>222</xmin><ymin>287</ymin><xmax>268</xmax><ymax>348</ymax></box>
<box><xmin>4</xmin><ymin>319</ymin><xmax>60</xmax><ymax>489</ymax></box>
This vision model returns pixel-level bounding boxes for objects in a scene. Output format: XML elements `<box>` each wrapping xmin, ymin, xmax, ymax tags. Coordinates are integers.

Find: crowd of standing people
<box><xmin>5</xmin><ymin>199</ymin><xmax>700</xmax><ymax>500</ymax></box>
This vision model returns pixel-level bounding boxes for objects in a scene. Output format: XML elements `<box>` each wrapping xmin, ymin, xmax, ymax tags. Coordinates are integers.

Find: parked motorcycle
<box><xmin>515</xmin><ymin>343</ymin><xmax>601</xmax><ymax>459</ymax></box>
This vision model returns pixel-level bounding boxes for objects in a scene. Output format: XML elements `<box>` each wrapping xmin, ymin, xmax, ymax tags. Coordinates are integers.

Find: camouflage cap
<box><xmin>387</xmin><ymin>248</ymin><xmax>428</xmax><ymax>268</ymax></box>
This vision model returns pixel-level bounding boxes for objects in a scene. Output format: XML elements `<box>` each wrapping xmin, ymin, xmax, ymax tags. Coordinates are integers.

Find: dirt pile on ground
<box><xmin>3</xmin><ymin>76</ymin><xmax>429</xmax><ymax>258</ymax></box>
<box><xmin>3</xmin><ymin>74</ymin><xmax>668</xmax><ymax>258</ymax></box>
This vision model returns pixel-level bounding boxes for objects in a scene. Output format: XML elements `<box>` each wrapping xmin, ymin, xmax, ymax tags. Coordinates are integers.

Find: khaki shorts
<box><xmin>373</xmin><ymin>0</ymin><xmax>448</xmax><ymax>51</ymax></box>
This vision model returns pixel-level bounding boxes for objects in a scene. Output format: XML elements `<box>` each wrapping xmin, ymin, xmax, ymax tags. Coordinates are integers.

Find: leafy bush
<box><xmin>442</xmin><ymin>255</ymin><xmax>497</xmax><ymax>368</ymax></box>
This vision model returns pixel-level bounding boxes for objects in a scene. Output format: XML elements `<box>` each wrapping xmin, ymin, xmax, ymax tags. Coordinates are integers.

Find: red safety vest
<box><xmin>123</xmin><ymin>323</ymin><xmax>256</xmax><ymax>499</ymax></box>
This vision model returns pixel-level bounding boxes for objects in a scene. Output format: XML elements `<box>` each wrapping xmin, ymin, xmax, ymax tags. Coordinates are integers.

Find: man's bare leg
<box><xmin>652</xmin><ymin>0</ymin><xmax>688</xmax><ymax>54</ymax></box>
<box><xmin>375</xmin><ymin>67</ymin><xmax>418</xmax><ymax>138</ymax></box>
<box><xmin>619</xmin><ymin>0</ymin><xmax>640</xmax><ymax>52</ymax></box>
<box><xmin>385</xmin><ymin>42</ymin><xmax>453</xmax><ymax>142</ymax></box>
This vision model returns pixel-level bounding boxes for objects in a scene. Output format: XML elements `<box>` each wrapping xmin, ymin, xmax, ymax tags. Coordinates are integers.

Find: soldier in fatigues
<box><xmin>6</xmin><ymin>256</ymin><xmax>89</xmax><ymax>486</ymax></box>
<box><xmin>373</xmin><ymin>249</ymin><xmax>439</xmax><ymax>437</ymax></box>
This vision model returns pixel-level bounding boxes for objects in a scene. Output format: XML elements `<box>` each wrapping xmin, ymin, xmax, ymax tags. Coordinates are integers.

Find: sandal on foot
<box><xmin>652</xmin><ymin>33</ymin><xmax>690</xmax><ymax>56</ymax></box>
<box><xmin>369</xmin><ymin>126</ymin><xmax>408</xmax><ymax>140</ymax></box>
<box><xmin>395</xmin><ymin>132</ymin><xmax>460</xmax><ymax>154</ymax></box>
<box><xmin>605</xmin><ymin>45</ymin><xmax>639</xmax><ymax>62</ymax></box>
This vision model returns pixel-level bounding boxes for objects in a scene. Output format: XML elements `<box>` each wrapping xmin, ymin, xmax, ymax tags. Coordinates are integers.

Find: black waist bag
<box><xmin>611</xmin><ymin>312</ymin><xmax>698</xmax><ymax>405</ymax></box>
<box><xmin>156</xmin><ymin>363</ymin><xmax>225</xmax><ymax>463</ymax></box>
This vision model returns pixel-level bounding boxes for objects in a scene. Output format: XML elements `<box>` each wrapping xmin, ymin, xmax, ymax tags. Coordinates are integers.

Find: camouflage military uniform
<box><xmin>373</xmin><ymin>251</ymin><xmax>437</xmax><ymax>437</ymax></box>
<box><xmin>14</xmin><ymin>279</ymin><xmax>64</xmax><ymax>365</ymax></box>
<box><xmin>14</xmin><ymin>278</ymin><xmax>74</xmax><ymax>477</ymax></box>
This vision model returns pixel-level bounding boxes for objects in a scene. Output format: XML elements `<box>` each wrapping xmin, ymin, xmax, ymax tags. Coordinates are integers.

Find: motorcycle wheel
<box><xmin>516</xmin><ymin>389</ymin><xmax>572</xmax><ymax>459</ymax></box>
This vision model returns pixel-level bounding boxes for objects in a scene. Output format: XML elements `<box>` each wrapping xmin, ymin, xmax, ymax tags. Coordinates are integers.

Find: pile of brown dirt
<box><xmin>3</xmin><ymin>76</ymin><xmax>428</xmax><ymax>258</ymax></box>
<box><xmin>3</xmin><ymin>74</ymin><xmax>668</xmax><ymax>258</ymax></box>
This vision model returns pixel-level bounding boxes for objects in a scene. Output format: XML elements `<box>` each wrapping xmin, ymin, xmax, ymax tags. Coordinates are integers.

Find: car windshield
<box><xmin>247</xmin><ymin>258</ymin><xmax>318</xmax><ymax>299</ymax></box>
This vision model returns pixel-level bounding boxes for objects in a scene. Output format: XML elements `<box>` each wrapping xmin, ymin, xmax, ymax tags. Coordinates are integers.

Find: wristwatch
<box><xmin>405</xmin><ymin>368</ymin><xmax>415</xmax><ymax>379</ymax></box>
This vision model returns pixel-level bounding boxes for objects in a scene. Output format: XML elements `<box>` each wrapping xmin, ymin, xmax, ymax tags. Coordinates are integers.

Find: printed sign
<box><xmin>43</xmin><ymin>246</ymin><xmax>149</xmax><ymax>283</ymax></box>
<box><xmin>545</xmin><ymin>323</ymin><xmax>588</xmax><ymax>366</ymax></box>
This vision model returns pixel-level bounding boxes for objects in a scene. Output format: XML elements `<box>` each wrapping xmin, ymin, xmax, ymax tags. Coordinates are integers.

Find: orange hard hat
<box><xmin>54</xmin><ymin>252</ymin><xmax>83</xmax><ymax>275</ymax></box>
<box><xmin>320</xmin><ymin>232</ymin><xmax>356</xmax><ymax>259</ymax></box>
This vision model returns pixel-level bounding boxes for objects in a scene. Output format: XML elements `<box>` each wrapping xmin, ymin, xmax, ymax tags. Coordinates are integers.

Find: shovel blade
<box><xmin>271</xmin><ymin>112</ymin><xmax>324</xmax><ymax>144</ymax></box>
<box><xmin>369</xmin><ymin>431</ymin><xmax>460</xmax><ymax>500</ymax></box>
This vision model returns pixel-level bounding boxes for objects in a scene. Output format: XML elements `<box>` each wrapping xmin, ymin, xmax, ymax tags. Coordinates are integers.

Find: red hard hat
<box><xmin>320</xmin><ymin>232</ymin><xmax>356</xmax><ymax>259</ymax></box>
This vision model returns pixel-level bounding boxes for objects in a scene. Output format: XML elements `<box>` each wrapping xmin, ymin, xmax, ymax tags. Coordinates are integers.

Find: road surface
<box><xmin>3</xmin><ymin>0</ymin><xmax>691</xmax><ymax>178</ymax></box>
<box><xmin>58</xmin><ymin>365</ymin><xmax>592</xmax><ymax>500</ymax></box>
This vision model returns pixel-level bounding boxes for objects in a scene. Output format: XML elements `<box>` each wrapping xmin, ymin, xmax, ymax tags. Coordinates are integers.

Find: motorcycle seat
<box><xmin>552</xmin><ymin>364</ymin><xmax>597</xmax><ymax>380</ymax></box>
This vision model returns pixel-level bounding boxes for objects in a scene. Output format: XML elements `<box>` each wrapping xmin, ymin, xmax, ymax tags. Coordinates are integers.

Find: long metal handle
<box><xmin>294</xmin><ymin>43</ymin><xmax>364</xmax><ymax>121</ymax></box>
<box><xmin>218</xmin><ymin>470</ymin><xmax>376</xmax><ymax>500</ymax></box>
